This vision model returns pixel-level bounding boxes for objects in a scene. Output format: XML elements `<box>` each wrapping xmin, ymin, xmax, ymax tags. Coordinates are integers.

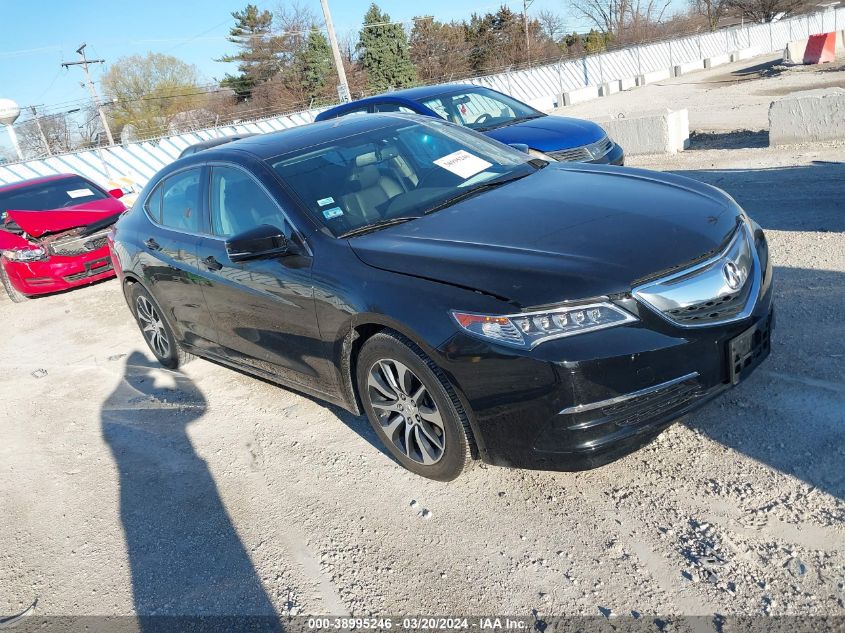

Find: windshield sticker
<box><xmin>322</xmin><ymin>207</ymin><xmax>343</xmax><ymax>220</ymax></box>
<box><xmin>66</xmin><ymin>188</ymin><xmax>94</xmax><ymax>199</ymax></box>
<box><xmin>433</xmin><ymin>150</ymin><xmax>492</xmax><ymax>179</ymax></box>
<box><xmin>317</xmin><ymin>196</ymin><xmax>335</xmax><ymax>207</ymax></box>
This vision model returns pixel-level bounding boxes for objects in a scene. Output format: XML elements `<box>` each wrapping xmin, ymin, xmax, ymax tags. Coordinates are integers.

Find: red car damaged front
<box><xmin>0</xmin><ymin>174</ymin><xmax>126</xmax><ymax>301</ymax></box>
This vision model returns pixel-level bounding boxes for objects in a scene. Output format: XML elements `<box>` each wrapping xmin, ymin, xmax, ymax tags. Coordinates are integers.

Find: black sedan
<box><xmin>109</xmin><ymin>114</ymin><xmax>773</xmax><ymax>481</ymax></box>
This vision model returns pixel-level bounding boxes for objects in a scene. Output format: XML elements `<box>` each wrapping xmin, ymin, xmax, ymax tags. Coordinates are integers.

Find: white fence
<box><xmin>1</xmin><ymin>7</ymin><xmax>842</xmax><ymax>192</ymax></box>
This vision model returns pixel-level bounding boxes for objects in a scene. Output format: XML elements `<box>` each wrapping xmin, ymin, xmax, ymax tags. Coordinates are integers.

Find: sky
<box><xmin>0</xmin><ymin>0</ymin><xmax>577</xmax><ymax>118</ymax></box>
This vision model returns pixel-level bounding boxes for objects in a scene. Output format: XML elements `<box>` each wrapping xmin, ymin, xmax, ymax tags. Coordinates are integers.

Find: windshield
<box><xmin>0</xmin><ymin>176</ymin><xmax>108</xmax><ymax>213</ymax></box>
<box><xmin>270</xmin><ymin>118</ymin><xmax>536</xmax><ymax>238</ymax></box>
<box><xmin>418</xmin><ymin>87</ymin><xmax>544</xmax><ymax>132</ymax></box>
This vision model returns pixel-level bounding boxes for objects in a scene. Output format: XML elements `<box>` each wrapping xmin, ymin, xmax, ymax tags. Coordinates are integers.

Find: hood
<box><xmin>3</xmin><ymin>198</ymin><xmax>124</xmax><ymax>238</ymax></box>
<box><xmin>485</xmin><ymin>115</ymin><xmax>606</xmax><ymax>152</ymax></box>
<box><xmin>349</xmin><ymin>164</ymin><xmax>742</xmax><ymax>307</ymax></box>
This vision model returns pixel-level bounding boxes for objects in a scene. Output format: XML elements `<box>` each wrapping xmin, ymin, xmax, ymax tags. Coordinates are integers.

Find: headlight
<box><xmin>451</xmin><ymin>302</ymin><xmax>637</xmax><ymax>349</ymax></box>
<box><xmin>1</xmin><ymin>246</ymin><xmax>47</xmax><ymax>262</ymax></box>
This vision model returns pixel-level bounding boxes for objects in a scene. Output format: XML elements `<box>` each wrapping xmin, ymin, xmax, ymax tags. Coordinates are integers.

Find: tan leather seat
<box><xmin>342</xmin><ymin>162</ymin><xmax>403</xmax><ymax>224</ymax></box>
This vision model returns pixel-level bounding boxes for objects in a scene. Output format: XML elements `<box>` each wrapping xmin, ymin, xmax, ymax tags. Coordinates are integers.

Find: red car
<box><xmin>0</xmin><ymin>174</ymin><xmax>126</xmax><ymax>302</ymax></box>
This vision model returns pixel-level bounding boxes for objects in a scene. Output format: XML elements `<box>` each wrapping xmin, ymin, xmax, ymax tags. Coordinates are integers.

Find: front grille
<box><xmin>600</xmin><ymin>380</ymin><xmax>702</xmax><ymax>427</ymax></box>
<box><xmin>549</xmin><ymin>136</ymin><xmax>613</xmax><ymax>162</ymax></box>
<box><xmin>48</xmin><ymin>228</ymin><xmax>111</xmax><ymax>256</ymax></box>
<box><xmin>549</xmin><ymin>147</ymin><xmax>591</xmax><ymax>162</ymax></box>
<box><xmin>633</xmin><ymin>223</ymin><xmax>759</xmax><ymax>328</ymax></box>
<box><xmin>63</xmin><ymin>258</ymin><xmax>113</xmax><ymax>282</ymax></box>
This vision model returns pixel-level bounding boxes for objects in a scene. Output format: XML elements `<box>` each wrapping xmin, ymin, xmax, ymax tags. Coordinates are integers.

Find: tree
<box><xmin>536</xmin><ymin>9</ymin><xmax>566</xmax><ymax>42</ymax></box>
<box><xmin>690</xmin><ymin>0</ymin><xmax>729</xmax><ymax>29</ymax></box>
<box><xmin>357</xmin><ymin>4</ymin><xmax>417</xmax><ymax>92</ymax></box>
<box><xmin>102</xmin><ymin>53</ymin><xmax>202</xmax><ymax>139</ymax></box>
<box><xmin>296</xmin><ymin>27</ymin><xmax>334</xmax><ymax>102</ymax></box>
<box><xmin>218</xmin><ymin>4</ymin><xmax>284</xmax><ymax>97</ymax></box>
<box><xmin>724</xmin><ymin>0</ymin><xmax>802</xmax><ymax>22</ymax></box>
<box><xmin>410</xmin><ymin>17</ymin><xmax>471</xmax><ymax>81</ymax></box>
<box><xmin>570</xmin><ymin>0</ymin><xmax>671</xmax><ymax>43</ymax></box>
<box><xmin>16</xmin><ymin>113</ymin><xmax>75</xmax><ymax>158</ymax></box>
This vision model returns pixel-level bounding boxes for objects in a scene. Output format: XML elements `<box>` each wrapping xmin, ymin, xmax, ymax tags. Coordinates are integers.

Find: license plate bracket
<box><xmin>727</xmin><ymin>316</ymin><xmax>772</xmax><ymax>385</ymax></box>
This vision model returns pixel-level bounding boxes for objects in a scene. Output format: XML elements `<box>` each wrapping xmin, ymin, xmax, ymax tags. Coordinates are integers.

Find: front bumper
<box><xmin>436</xmin><ymin>234</ymin><xmax>773</xmax><ymax>471</ymax></box>
<box><xmin>2</xmin><ymin>245</ymin><xmax>115</xmax><ymax>296</ymax></box>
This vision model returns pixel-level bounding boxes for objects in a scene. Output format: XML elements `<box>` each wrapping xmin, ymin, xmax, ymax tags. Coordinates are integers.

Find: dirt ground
<box><xmin>555</xmin><ymin>54</ymin><xmax>845</xmax><ymax>133</ymax></box>
<box><xmin>1</xmin><ymin>56</ymin><xmax>844</xmax><ymax>624</ymax></box>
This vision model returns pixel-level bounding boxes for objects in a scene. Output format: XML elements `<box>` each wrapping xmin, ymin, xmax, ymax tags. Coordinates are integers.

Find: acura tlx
<box><xmin>109</xmin><ymin>114</ymin><xmax>773</xmax><ymax>480</ymax></box>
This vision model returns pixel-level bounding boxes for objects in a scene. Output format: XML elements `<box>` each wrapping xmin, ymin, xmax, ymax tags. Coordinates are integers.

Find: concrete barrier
<box><xmin>526</xmin><ymin>95</ymin><xmax>558</xmax><ymax>112</ymax></box>
<box><xmin>619</xmin><ymin>76</ymin><xmax>637</xmax><ymax>91</ymax></box>
<box><xmin>769</xmin><ymin>87</ymin><xmax>845</xmax><ymax>145</ymax></box>
<box><xmin>560</xmin><ymin>85</ymin><xmax>600</xmax><ymax>106</ymax></box>
<box><xmin>598</xmin><ymin>81</ymin><xmax>622</xmax><ymax>97</ymax></box>
<box><xmin>588</xmin><ymin>108</ymin><xmax>689</xmax><ymax>156</ymax></box>
<box><xmin>730</xmin><ymin>47</ymin><xmax>760</xmax><ymax>62</ymax></box>
<box><xmin>636</xmin><ymin>68</ymin><xmax>672</xmax><ymax>86</ymax></box>
<box><xmin>673</xmin><ymin>60</ymin><xmax>705</xmax><ymax>77</ymax></box>
<box><xmin>704</xmin><ymin>53</ymin><xmax>731</xmax><ymax>69</ymax></box>
<box><xmin>785</xmin><ymin>31</ymin><xmax>844</xmax><ymax>64</ymax></box>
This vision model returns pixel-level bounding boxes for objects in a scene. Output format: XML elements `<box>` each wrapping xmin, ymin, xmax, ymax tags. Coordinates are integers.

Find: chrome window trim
<box><xmin>558</xmin><ymin>371</ymin><xmax>700</xmax><ymax>415</ymax></box>
<box><xmin>632</xmin><ymin>222</ymin><xmax>761</xmax><ymax>329</ymax></box>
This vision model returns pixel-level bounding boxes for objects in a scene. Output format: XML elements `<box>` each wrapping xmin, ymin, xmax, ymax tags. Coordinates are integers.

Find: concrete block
<box><xmin>598</xmin><ymin>81</ymin><xmax>621</xmax><ymax>97</ymax></box>
<box><xmin>769</xmin><ymin>87</ymin><xmax>845</xmax><ymax>145</ymax></box>
<box><xmin>619</xmin><ymin>76</ymin><xmax>637</xmax><ymax>91</ymax></box>
<box><xmin>673</xmin><ymin>60</ymin><xmax>705</xmax><ymax>77</ymax></box>
<box><xmin>730</xmin><ymin>47</ymin><xmax>760</xmax><ymax>62</ymax></box>
<box><xmin>560</xmin><ymin>85</ymin><xmax>600</xmax><ymax>106</ymax></box>
<box><xmin>589</xmin><ymin>108</ymin><xmax>690</xmax><ymax>156</ymax></box>
<box><xmin>636</xmin><ymin>68</ymin><xmax>672</xmax><ymax>86</ymax></box>
<box><xmin>526</xmin><ymin>95</ymin><xmax>557</xmax><ymax>113</ymax></box>
<box><xmin>704</xmin><ymin>54</ymin><xmax>731</xmax><ymax>69</ymax></box>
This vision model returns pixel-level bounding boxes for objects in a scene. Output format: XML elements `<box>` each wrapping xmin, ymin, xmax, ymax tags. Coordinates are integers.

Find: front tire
<box><xmin>0</xmin><ymin>266</ymin><xmax>29</xmax><ymax>303</ymax></box>
<box><xmin>128</xmin><ymin>283</ymin><xmax>193</xmax><ymax>369</ymax></box>
<box><xmin>356</xmin><ymin>331</ymin><xmax>474</xmax><ymax>481</ymax></box>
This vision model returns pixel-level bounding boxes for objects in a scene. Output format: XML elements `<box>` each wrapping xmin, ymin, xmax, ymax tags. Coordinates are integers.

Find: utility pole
<box><xmin>61</xmin><ymin>43</ymin><xmax>115</xmax><ymax>145</ymax></box>
<box><xmin>319</xmin><ymin>0</ymin><xmax>351</xmax><ymax>103</ymax></box>
<box><xmin>28</xmin><ymin>106</ymin><xmax>52</xmax><ymax>156</ymax></box>
<box><xmin>523</xmin><ymin>0</ymin><xmax>535</xmax><ymax>66</ymax></box>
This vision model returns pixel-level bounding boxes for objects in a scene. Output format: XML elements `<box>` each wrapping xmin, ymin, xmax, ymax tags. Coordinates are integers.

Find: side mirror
<box><xmin>108</xmin><ymin>187</ymin><xmax>124</xmax><ymax>199</ymax></box>
<box><xmin>508</xmin><ymin>143</ymin><xmax>530</xmax><ymax>154</ymax></box>
<box><xmin>225</xmin><ymin>224</ymin><xmax>288</xmax><ymax>262</ymax></box>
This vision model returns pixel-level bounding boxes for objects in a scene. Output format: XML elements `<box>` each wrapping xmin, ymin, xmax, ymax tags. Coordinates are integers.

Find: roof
<box><xmin>363</xmin><ymin>83</ymin><xmax>479</xmax><ymax>101</ymax></box>
<box><xmin>207</xmin><ymin>113</ymin><xmax>427</xmax><ymax>160</ymax></box>
<box><xmin>0</xmin><ymin>173</ymin><xmax>80</xmax><ymax>193</ymax></box>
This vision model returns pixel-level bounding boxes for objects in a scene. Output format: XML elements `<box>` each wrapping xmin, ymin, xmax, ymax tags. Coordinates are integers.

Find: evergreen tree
<box><xmin>356</xmin><ymin>4</ymin><xmax>416</xmax><ymax>93</ymax></box>
<box><xmin>217</xmin><ymin>4</ymin><xmax>283</xmax><ymax>98</ymax></box>
<box><xmin>296</xmin><ymin>27</ymin><xmax>334</xmax><ymax>102</ymax></box>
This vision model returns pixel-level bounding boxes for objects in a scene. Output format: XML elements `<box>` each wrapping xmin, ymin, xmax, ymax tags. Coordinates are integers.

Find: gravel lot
<box><xmin>1</xmin><ymin>55</ymin><xmax>843</xmax><ymax>624</ymax></box>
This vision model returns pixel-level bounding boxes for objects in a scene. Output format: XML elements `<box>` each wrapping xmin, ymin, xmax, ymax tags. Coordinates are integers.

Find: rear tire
<box><xmin>356</xmin><ymin>331</ymin><xmax>474</xmax><ymax>481</ymax></box>
<box><xmin>0</xmin><ymin>266</ymin><xmax>29</xmax><ymax>303</ymax></box>
<box><xmin>128</xmin><ymin>283</ymin><xmax>193</xmax><ymax>369</ymax></box>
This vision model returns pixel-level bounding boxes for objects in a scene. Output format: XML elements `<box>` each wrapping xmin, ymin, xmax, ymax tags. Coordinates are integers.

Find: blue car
<box><xmin>315</xmin><ymin>84</ymin><xmax>624</xmax><ymax>165</ymax></box>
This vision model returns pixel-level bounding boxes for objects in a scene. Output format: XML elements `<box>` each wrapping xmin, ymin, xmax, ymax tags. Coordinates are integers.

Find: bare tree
<box><xmin>17</xmin><ymin>113</ymin><xmax>75</xmax><ymax>158</ymax></box>
<box><xmin>570</xmin><ymin>0</ymin><xmax>671</xmax><ymax>42</ymax></box>
<box><xmin>275</xmin><ymin>0</ymin><xmax>319</xmax><ymax>54</ymax></box>
<box><xmin>536</xmin><ymin>8</ymin><xmax>566</xmax><ymax>42</ymax></box>
<box><xmin>690</xmin><ymin>0</ymin><xmax>729</xmax><ymax>30</ymax></box>
<box><xmin>724</xmin><ymin>0</ymin><xmax>802</xmax><ymax>22</ymax></box>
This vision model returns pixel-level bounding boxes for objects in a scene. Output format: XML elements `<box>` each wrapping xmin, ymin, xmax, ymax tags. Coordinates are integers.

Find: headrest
<box><xmin>356</xmin><ymin>164</ymin><xmax>381</xmax><ymax>188</ymax></box>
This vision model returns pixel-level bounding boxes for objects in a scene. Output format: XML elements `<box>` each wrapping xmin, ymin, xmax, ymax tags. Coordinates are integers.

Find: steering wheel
<box><xmin>474</xmin><ymin>113</ymin><xmax>494</xmax><ymax>125</ymax></box>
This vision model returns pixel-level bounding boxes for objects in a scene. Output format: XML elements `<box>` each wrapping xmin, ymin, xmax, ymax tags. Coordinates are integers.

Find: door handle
<box><xmin>144</xmin><ymin>237</ymin><xmax>160</xmax><ymax>250</ymax></box>
<box><xmin>202</xmin><ymin>255</ymin><xmax>223</xmax><ymax>271</ymax></box>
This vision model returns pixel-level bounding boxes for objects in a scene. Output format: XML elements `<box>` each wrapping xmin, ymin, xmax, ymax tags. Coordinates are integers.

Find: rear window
<box><xmin>0</xmin><ymin>176</ymin><xmax>108</xmax><ymax>213</ymax></box>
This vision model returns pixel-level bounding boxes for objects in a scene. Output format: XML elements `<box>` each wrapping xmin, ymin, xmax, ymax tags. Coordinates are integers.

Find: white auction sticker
<box><xmin>433</xmin><ymin>150</ymin><xmax>492</xmax><ymax>179</ymax></box>
<box><xmin>66</xmin><ymin>188</ymin><xmax>94</xmax><ymax>198</ymax></box>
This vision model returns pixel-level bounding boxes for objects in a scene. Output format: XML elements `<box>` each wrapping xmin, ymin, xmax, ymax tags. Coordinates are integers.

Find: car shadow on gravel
<box><xmin>688</xmin><ymin>130</ymin><xmax>769</xmax><ymax>151</ymax></box>
<box><xmin>100</xmin><ymin>352</ymin><xmax>282</xmax><ymax>630</ymax></box>
<box><xmin>670</xmin><ymin>162</ymin><xmax>845</xmax><ymax>232</ymax></box>
<box><xmin>684</xmin><ymin>265</ymin><xmax>845</xmax><ymax>502</ymax></box>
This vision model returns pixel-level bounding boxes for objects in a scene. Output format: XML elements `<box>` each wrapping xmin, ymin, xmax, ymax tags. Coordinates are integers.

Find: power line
<box><xmin>61</xmin><ymin>43</ymin><xmax>115</xmax><ymax>145</ymax></box>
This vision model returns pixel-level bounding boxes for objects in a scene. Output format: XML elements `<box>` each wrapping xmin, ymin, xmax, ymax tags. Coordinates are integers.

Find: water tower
<box><xmin>0</xmin><ymin>99</ymin><xmax>23</xmax><ymax>161</ymax></box>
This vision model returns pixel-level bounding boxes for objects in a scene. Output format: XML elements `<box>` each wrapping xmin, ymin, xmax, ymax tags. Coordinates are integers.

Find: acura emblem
<box><xmin>723</xmin><ymin>262</ymin><xmax>742</xmax><ymax>290</ymax></box>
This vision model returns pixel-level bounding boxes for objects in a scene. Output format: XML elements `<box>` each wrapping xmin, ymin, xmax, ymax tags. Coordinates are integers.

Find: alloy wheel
<box><xmin>367</xmin><ymin>359</ymin><xmax>446</xmax><ymax>465</ymax></box>
<box><xmin>136</xmin><ymin>295</ymin><xmax>171</xmax><ymax>359</ymax></box>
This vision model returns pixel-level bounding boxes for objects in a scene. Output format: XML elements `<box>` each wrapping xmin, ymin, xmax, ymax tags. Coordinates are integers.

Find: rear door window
<box><xmin>158</xmin><ymin>169</ymin><xmax>202</xmax><ymax>233</ymax></box>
